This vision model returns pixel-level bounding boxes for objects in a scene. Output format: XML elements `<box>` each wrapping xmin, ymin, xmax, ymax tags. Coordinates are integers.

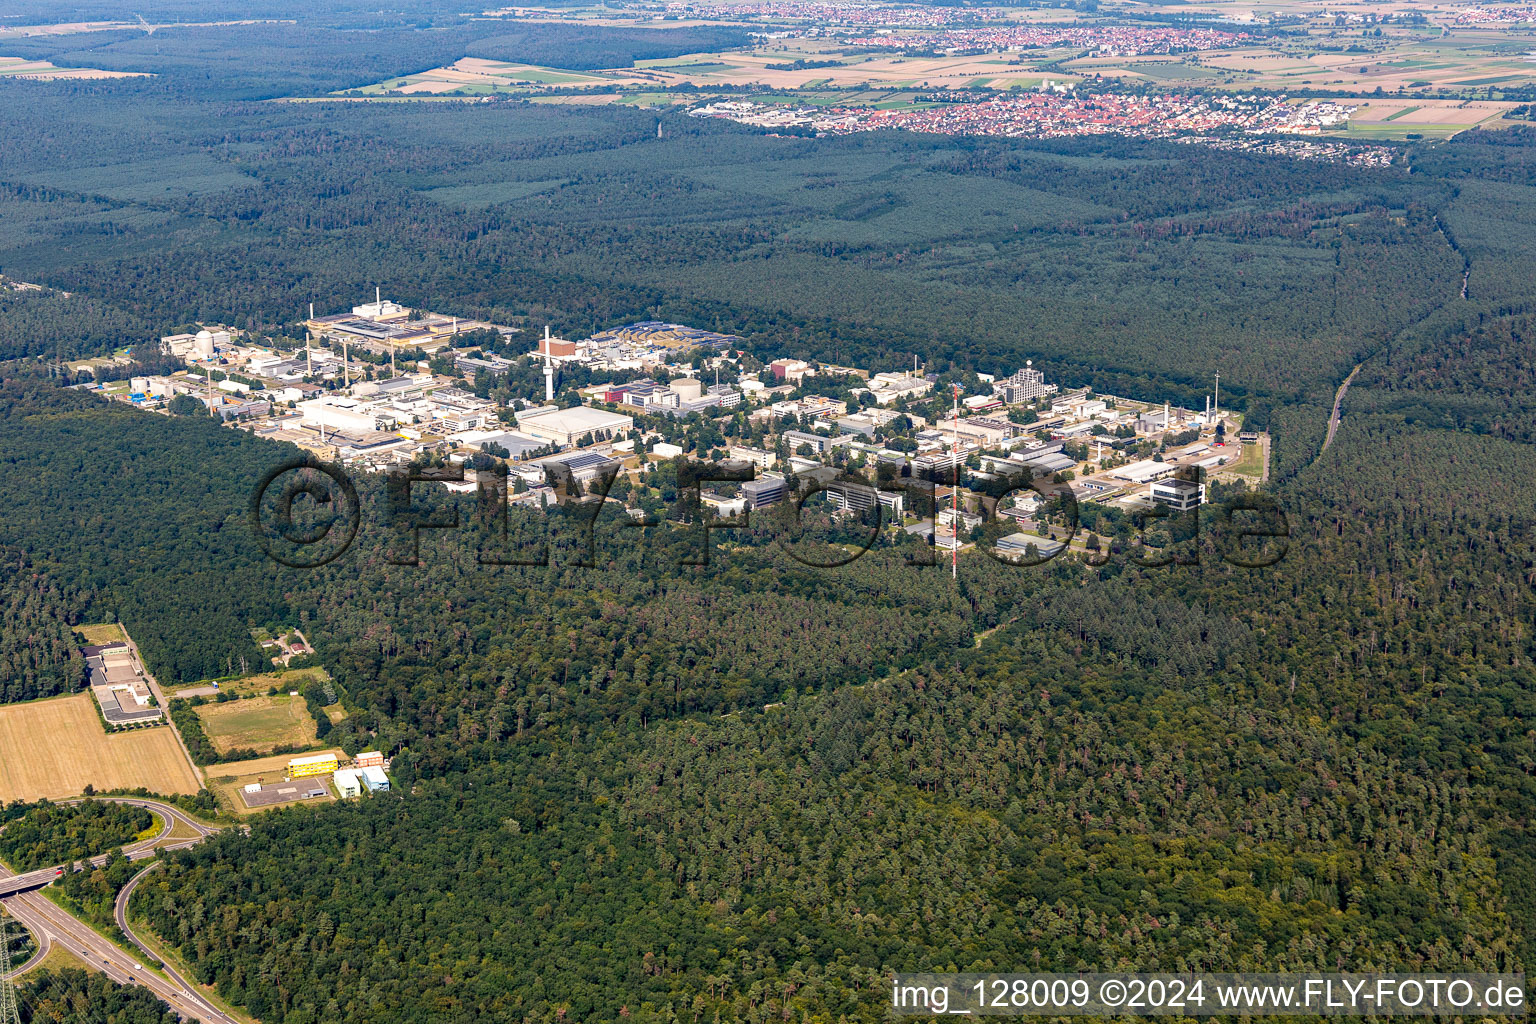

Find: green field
<box><xmin>194</xmin><ymin>695</ymin><xmax>318</xmax><ymax>756</ymax></box>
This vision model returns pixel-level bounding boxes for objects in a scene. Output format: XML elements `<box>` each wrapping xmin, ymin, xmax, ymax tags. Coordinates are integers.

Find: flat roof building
<box><xmin>334</xmin><ymin>768</ymin><xmax>363</xmax><ymax>798</ymax></box>
<box><xmin>360</xmin><ymin>766</ymin><xmax>390</xmax><ymax>792</ymax></box>
<box><xmin>290</xmin><ymin>753</ymin><xmax>339</xmax><ymax>778</ymax></box>
<box><xmin>741</xmin><ymin>477</ymin><xmax>789</xmax><ymax>509</ymax></box>
<box><xmin>515</xmin><ymin>405</ymin><xmax>633</xmax><ymax>447</ymax></box>
<box><xmin>1150</xmin><ymin>477</ymin><xmax>1205</xmax><ymax>512</ymax></box>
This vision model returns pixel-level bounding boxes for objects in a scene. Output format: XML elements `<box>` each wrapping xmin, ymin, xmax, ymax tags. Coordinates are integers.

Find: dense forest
<box><xmin>0</xmin><ymin>61</ymin><xmax>1487</xmax><ymax>418</ymax></box>
<box><xmin>0</xmin><ymin>351</ymin><xmax>1532</xmax><ymax>1020</ymax></box>
<box><xmin>18</xmin><ymin>970</ymin><xmax>179</xmax><ymax>1024</ymax></box>
<box><xmin>0</xmin><ymin>552</ymin><xmax>86</xmax><ymax>703</ymax></box>
<box><xmin>0</xmin><ymin>800</ymin><xmax>153</xmax><ymax>871</ymax></box>
<box><xmin>1</xmin><ymin>15</ymin><xmax>1536</xmax><ymax>1023</ymax></box>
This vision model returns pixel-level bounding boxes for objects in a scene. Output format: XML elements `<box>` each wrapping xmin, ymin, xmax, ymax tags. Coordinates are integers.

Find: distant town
<box><xmin>74</xmin><ymin>290</ymin><xmax>1265</xmax><ymax>562</ymax></box>
<box><xmin>691</xmin><ymin>91</ymin><xmax>1393</xmax><ymax>164</ymax></box>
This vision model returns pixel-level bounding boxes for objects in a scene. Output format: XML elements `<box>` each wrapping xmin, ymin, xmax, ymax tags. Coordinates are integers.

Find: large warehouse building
<box><xmin>515</xmin><ymin>405</ymin><xmax>633</xmax><ymax>447</ymax></box>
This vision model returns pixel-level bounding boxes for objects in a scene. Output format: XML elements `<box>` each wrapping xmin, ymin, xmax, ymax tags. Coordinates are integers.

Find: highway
<box><xmin>3</xmin><ymin>888</ymin><xmax>239</xmax><ymax>1023</ymax></box>
<box><xmin>0</xmin><ymin>797</ymin><xmax>216</xmax><ymax>899</ymax></box>
<box><xmin>0</xmin><ymin>797</ymin><xmax>239</xmax><ymax>1024</ymax></box>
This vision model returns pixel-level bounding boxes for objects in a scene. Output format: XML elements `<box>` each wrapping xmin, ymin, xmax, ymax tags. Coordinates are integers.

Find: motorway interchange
<box><xmin>0</xmin><ymin>797</ymin><xmax>239</xmax><ymax>1024</ymax></box>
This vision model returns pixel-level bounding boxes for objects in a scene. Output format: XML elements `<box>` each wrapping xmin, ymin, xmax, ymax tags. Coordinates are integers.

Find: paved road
<box><xmin>0</xmin><ymin>797</ymin><xmax>214</xmax><ymax>899</ymax></box>
<box><xmin>112</xmin><ymin>859</ymin><xmax>240</xmax><ymax>1024</ymax></box>
<box><xmin>0</xmin><ymin>797</ymin><xmax>238</xmax><ymax>1022</ymax></box>
<box><xmin>3</xmin><ymin>888</ymin><xmax>238</xmax><ymax>1023</ymax></box>
<box><xmin>4</xmin><ymin>906</ymin><xmax>49</xmax><ymax>976</ymax></box>
<box><xmin>1322</xmin><ymin>363</ymin><xmax>1363</xmax><ymax>455</ymax></box>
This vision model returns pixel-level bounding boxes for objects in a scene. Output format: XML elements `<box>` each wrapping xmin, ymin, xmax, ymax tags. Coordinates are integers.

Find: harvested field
<box><xmin>0</xmin><ymin>694</ymin><xmax>199</xmax><ymax>802</ymax></box>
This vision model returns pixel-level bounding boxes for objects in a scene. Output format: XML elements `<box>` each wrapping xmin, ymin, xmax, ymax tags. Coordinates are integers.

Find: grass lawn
<box><xmin>1225</xmin><ymin>440</ymin><xmax>1266</xmax><ymax>478</ymax></box>
<box><xmin>194</xmin><ymin>695</ymin><xmax>318</xmax><ymax>756</ymax></box>
<box><xmin>73</xmin><ymin>623</ymin><xmax>127</xmax><ymax>646</ymax></box>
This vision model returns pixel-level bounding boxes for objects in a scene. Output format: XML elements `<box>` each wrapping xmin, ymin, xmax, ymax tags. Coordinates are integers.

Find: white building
<box><xmin>333</xmin><ymin>768</ymin><xmax>363</xmax><ymax>798</ymax></box>
<box><xmin>1149</xmin><ymin>477</ymin><xmax>1205</xmax><ymax>511</ymax></box>
<box><xmin>866</xmin><ymin>373</ymin><xmax>933</xmax><ymax>405</ymax></box>
<box><xmin>300</xmin><ymin>396</ymin><xmax>393</xmax><ymax>434</ymax></box>
<box><xmin>515</xmin><ymin>405</ymin><xmax>633</xmax><ymax>447</ymax></box>
<box><xmin>671</xmin><ymin>377</ymin><xmax>704</xmax><ymax>402</ymax></box>
<box><xmin>360</xmin><ymin>766</ymin><xmax>390</xmax><ymax>792</ymax></box>
<box><xmin>161</xmin><ymin>328</ymin><xmax>230</xmax><ymax>361</ymax></box>
<box><xmin>994</xmin><ymin>363</ymin><xmax>1057</xmax><ymax>405</ymax></box>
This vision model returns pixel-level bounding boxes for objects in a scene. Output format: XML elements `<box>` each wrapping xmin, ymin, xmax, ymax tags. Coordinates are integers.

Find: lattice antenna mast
<box><xmin>0</xmin><ymin>908</ymin><xmax>22</xmax><ymax>1024</ymax></box>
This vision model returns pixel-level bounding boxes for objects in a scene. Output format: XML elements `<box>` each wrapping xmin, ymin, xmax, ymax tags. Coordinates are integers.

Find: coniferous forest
<box><xmin>0</xmin><ymin>8</ymin><xmax>1535</xmax><ymax>1023</ymax></box>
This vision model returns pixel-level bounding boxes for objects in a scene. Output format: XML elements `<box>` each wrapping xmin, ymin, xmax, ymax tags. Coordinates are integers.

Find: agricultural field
<box><xmin>1345</xmin><ymin>98</ymin><xmax>1517</xmax><ymax>137</ymax></box>
<box><xmin>347</xmin><ymin>50</ymin><xmax>1064</xmax><ymax>98</ymax></box>
<box><xmin>0</xmin><ymin>694</ymin><xmax>199</xmax><ymax>803</ymax></box>
<box><xmin>193</xmin><ymin>695</ymin><xmax>319</xmax><ymax>756</ymax></box>
<box><xmin>0</xmin><ymin>56</ymin><xmax>150</xmax><ymax>80</ymax></box>
<box><xmin>342</xmin><ymin>57</ymin><xmax>664</xmax><ymax>96</ymax></box>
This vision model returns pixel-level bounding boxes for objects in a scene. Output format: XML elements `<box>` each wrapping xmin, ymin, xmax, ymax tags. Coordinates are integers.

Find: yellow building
<box><xmin>289</xmin><ymin>753</ymin><xmax>339</xmax><ymax>778</ymax></box>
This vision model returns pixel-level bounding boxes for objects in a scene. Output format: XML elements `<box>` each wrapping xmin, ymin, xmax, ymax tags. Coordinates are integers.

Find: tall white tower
<box><xmin>951</xmin><ymin>381</ymin><xmax>960</xmax><ymax>580</ymax></box>
<box><xmin>542</xmin><ymin>326</ymin><xmax>555</xmax><ymax>402</ymax></box>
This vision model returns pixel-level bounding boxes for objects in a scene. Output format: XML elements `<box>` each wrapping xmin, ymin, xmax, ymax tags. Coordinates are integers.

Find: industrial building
<box><xmin>782</xmin><ymin>430</ymin><xmax>853</xmax><ymax>456</ymax></box>
<box><xmin>515</xmin><ymin>405</ymin><xmax>633</xmax><ymax>447</ymax></box>
<box><xmin>455</xmin><ymin>353</ymin><xmax>518</xmax><ymax>377</ymax></box>
<box><xmin>304</xmin><ymin>291</ymin><xmax>511</xmax><ymax>355</ymax></box>
<box><xmin>1111</xmin><ymin>459</ymin><xmax>1179</xmax><ymax>484</ymax></box>
<box><xmin>82</xmin><ymin>641</ymin><xmax>163</xmax><ymax>725</ymax></box>
<box><xmin>300</xmin><ymin>395</ymin><xmax>398</xmax><ymax>434</ymax></box>
<box><xmin>543</xmin><ymin>451</ymin><xmax>622</xmax><ymax>488</ymax></box>
<box><xmin>865</xmin><ymin>372</ymin><xmax>934</xmax><ymax>405</ymax></box>
<box><xmin>728</xmin><ymin>445</ymin><xmax>776</xmax><ymax>470</ymax></box>
<box><xmin>823</xmin><ymin>480</ymin><xmax>905</xmax><ymax>517</ymax></box>
<box><xmin>995</xmin><ymin>534</ymin><xmax>1066</xmax><ymax>558</ymax></box>
<box><xmin>160</xmin><ymin>328</ymin><xmax>231</xmax><ymax>361</ymax></box>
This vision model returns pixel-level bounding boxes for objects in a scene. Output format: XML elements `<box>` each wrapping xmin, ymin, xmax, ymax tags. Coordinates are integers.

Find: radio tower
<box><xmin>951</xmin><ymin>381</ymin><xmax>961</xmax><ymax>580</ymax></box>
<box><xmin>0</xmin><ymin>908</ymin><xmax>21</xmax><ymax>1024</ymax></box>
